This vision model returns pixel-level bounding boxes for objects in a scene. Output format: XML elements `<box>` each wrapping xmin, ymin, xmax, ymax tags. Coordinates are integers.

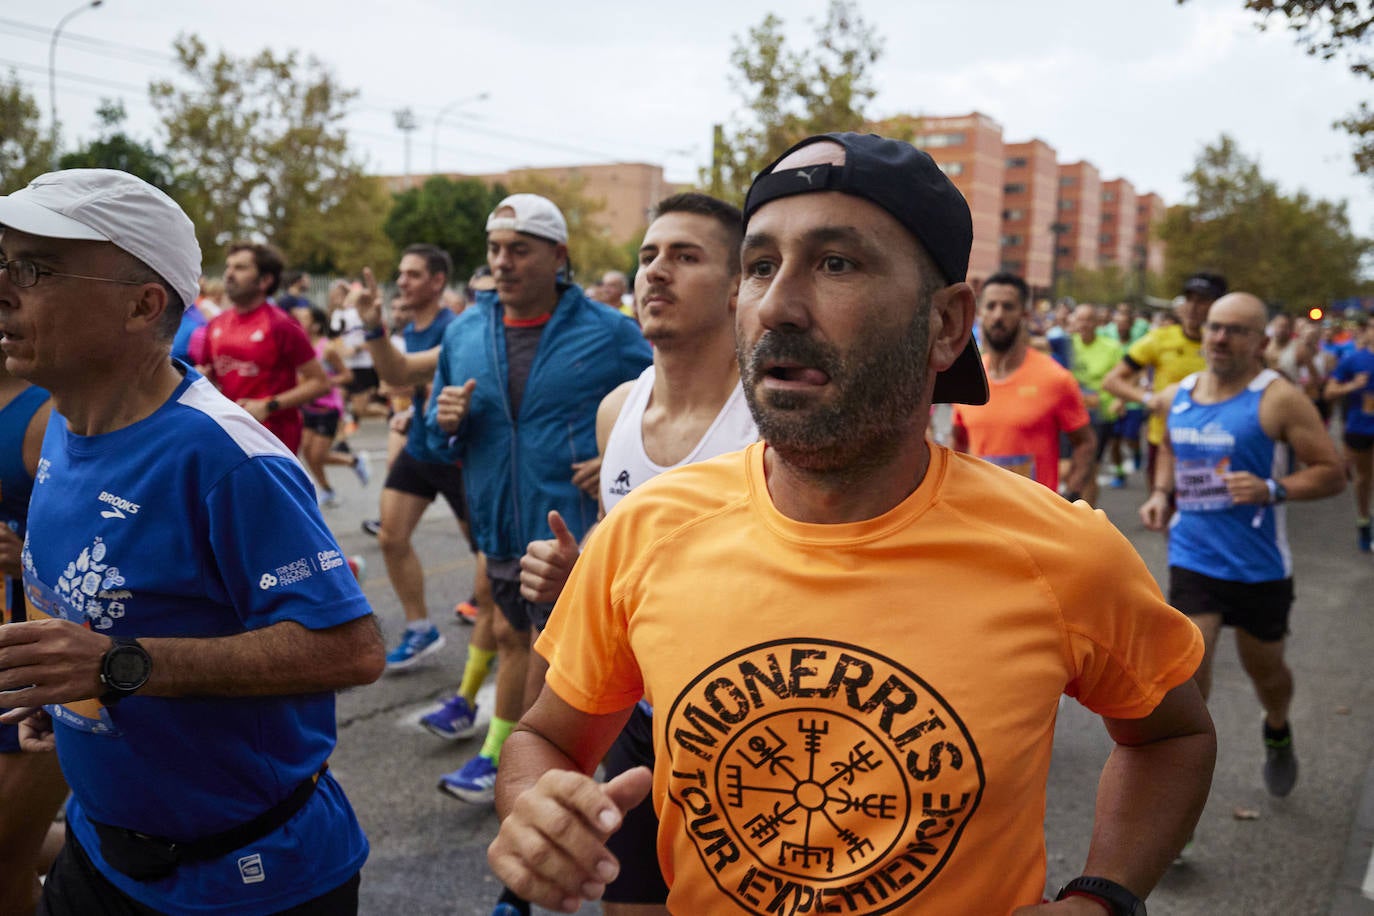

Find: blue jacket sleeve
<box><xmin>619</xmin><ymin>319</ymin><xmax>654</xmax><ymax>378</ymax></box>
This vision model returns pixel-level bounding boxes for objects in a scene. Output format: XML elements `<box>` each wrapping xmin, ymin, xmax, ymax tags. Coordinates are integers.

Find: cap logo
<box><xmin>794</xmin><ymin>168</ymin><xmax>820</xmax><ymax>186</ymax></box>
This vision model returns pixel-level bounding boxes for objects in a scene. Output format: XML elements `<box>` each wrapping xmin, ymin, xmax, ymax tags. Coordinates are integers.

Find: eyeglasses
<box><xmin>0</xmin><ymin>257</ymin><xmax>147</xmax><ymax>290</ymax></box>
<box><xmin>1202</xmin><ymin>321</ymin><xmax>1260</xmax><ymax>337</ymax></box>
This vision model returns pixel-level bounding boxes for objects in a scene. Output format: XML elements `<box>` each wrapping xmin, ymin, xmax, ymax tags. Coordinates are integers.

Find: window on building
<box><xmin>1001</xmin><ymin>234</ymin><xmax>1023</xmax><ymax>247</ymax></box>
<box><xmin>1004</xmin><ymin>183</ymin><xmax>1026</xmax><ymax>195</ymax></box>
<box><xmin>1006</xmin><ymin>156</ymin><xmax>1027</xmax><ymax>168</ymax></box>
<box><xmin>1058</xmin><ymin>199</ymin><xmax>1075</xmax><ymax>211</ymax></box>
<box><xmin>1056</xmin><ymin>246</ymin><xmax>1072</xmax><ymax>257</ymax></box>
<box><xmin>1059</xmin><ymin>176</ymin><xmax>1077</xmax><ymax>188</ymax></box>
<box><xmin>917</xmin><ymin>132</ymin><xmax>966</xmax><ymax>148</ymax></box>
<box><xmin>1100</xmin><ymin>233</ymin><xmax>1113</xmax><ymax>244</ymax></box>
<box><xmin>1001</xmin><ymin>260</ymin><xmax>1024</xmax><ymax>274</ymax></box>
<box><xmin>939</xmin><ymin>161</ymin><xmax>965</xmax><ymax>177</ymax></box>
<box><xmin>1103</xmin><ymin>191</ymin><xmax>1116</xmax><ymax>202</ymax></box>
<box><xmin>1002</xmin><ymin>208</ymin><xmax>1025</xmax><ymax>221</ymax></box>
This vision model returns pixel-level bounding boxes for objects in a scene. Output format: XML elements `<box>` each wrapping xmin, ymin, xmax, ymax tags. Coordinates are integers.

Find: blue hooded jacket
<box><xmin>426</xmin><ymin>285</ymin><xmax>652</xmax><ymax>562</ymax></box>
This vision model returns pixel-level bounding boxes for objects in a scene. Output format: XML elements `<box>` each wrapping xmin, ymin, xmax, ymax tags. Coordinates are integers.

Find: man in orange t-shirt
<box><xmin>488</xmin><ymin>133</ymin><xmax>1215</xmax><ymax>916</ymax></box>
<box><xmin>951</xmin><ymin>272</ymin><xmax>1094</xmax><ymax>498</ymax></box>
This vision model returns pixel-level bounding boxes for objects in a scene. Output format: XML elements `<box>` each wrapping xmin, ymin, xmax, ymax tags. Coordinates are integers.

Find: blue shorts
<box><xmin>1114</xmin><ymin>407</ymin><xmax>1145</xmax><ymax>441</ymax></box>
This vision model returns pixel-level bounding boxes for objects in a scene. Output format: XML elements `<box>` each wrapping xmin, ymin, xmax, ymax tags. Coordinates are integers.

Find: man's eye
<box><xmin>821</xmin><ymin>256</ymin><xmax>851</xmax><ymax>272</ymax></box>
<box><xmin>746</xmin><ymin>260</ymin><xmax>775</xmax><ymax>278</ymax></box>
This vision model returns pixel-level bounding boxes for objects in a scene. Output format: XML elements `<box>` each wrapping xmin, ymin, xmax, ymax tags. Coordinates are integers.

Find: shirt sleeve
<box><xmin>277</xmin><ymin>316</ymin><xmax>319</xmax><ymax>369</ymax></box>
<box><xmin>1125</xmin><ymin>329</ymin><xmax>1158</xmax><ymax>369</ymax></box>
<box><xmin>535</xmin><ymin>513</ymin><xmax>644</xmax><ymax>716</ymax></box>
<box><xmin>1055</xmin><ymin>369</ymin><xmax>1092</xmax><ymax>432</ymax></box>
<box><xmin>1050</xmin><ymin>508</ymin><xmax>1203</xmax><ymax>718</ymax></box>
<box><xmin>205</xmin><ymin>455</ymin><xmax>373</xmax><ymax>631</ymax></box>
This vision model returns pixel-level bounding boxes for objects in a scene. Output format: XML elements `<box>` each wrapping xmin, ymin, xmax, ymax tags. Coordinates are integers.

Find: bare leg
<box><xmin>1187</xmin><ymin>613</ymin><xmax>1224</xmax><ymax>701</ymax></box>
<box><xmin>0</xmin><ymin>750</ymin><xmax>68</xmax><ymax>914</ymax></box>
<box><xmin>1235</xmin><ymin>631</ymin><xmax>1293</xmax><ymax>729</ymax></box>
<box><xmin>377</xmin><ymin>488</ymin><xmax>434</xmax><ymax>624</ymax></box>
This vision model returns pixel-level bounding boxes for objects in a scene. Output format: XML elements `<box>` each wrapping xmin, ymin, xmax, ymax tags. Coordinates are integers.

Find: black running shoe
<box><xmin>1263</xmin><ymin>724</ymin><xmax>1298</xmax><ymax>797</ymax></box>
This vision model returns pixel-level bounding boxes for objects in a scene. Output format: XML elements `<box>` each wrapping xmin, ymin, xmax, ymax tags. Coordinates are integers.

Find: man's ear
<box><xmin>127</xmin><ymin>282</ymin><xmax>170</xmax><ymax>335</ymax></box>
<box><xmin>928</xmin><ymin>283</ymin><xmax>975</xmax><ymax>372</ymax></box>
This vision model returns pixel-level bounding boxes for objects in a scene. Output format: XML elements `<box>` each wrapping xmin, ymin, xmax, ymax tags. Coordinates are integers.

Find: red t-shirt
<box><xmin>205</xmin><ymin>303</ymin><xmax>315</xmax><ymax>449</ymax></box>
<box><xmin>952</xmin><ymin>347</ymin><xmax>1089</xmax><ymax>491</ymax></box>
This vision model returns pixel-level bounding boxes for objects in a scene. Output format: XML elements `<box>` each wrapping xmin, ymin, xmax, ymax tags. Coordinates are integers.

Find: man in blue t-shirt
<box><xmin>1325</xmin><ymin>314</ymin><xmax>1374</xmax><ymax>551</ymax></box>
<box><xmin>0</xmin><ymin>168</ymin><xmax>384</xmax><ymax>915</ymax></box>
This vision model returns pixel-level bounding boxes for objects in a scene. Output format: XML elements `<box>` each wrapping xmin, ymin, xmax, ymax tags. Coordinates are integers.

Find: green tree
<box><xmin>1158</xmin><ymin>135</ymin><xmax>1369</xmax><ymax>305</ymax></box>
<box><xmin>58</xmin><ymin>100</ymin><xmax>177</xmax><ymax>190</ymax></box>
<box><xmin>149</xmin><ymin>34</ymin><xmax>392</xmax><ymax>274</ymax></box>
<box><xmin>1189</xmin><ymin>1</ymin><xmax>1374</xmax><ymax>178</ymax></box>
<box><xmin>0</xmin><ymin>71</ymin><xmax>56</xmax><ymax>194</ymax></box>
<box><xmin>384</xmin><ymin>176</ymin><xmax>506</xmax><ymax>279</ymax></box>
<box><xmin>704</xmin><ymin>0</ymin><xmax>883</xmax><ymax>204</ymax></box>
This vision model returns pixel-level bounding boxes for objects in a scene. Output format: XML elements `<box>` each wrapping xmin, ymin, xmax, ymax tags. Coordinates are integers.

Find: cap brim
<box><xmin>0</xmin><ymin>196</ymin><xmax>109</xmax><ymax>241</ymax></box>
<box><xmin>932</xmin><ymin>337</ymin><xmax>989</xmax><ymax>405</ymax></box>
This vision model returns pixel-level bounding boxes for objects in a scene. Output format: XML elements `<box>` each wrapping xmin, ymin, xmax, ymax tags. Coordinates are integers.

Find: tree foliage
<box><xmin>385</xmin><ymin>176</ymin><xmax>507</xmax><ymax>280</ymax></box>
<box><xmin>58</xmin><ymin>100</ymin><xmax>177</xmax><ymax>190</ymax></box>
<box><xmin>704</xmin><ymin>0</ymin><xmax>884</xmax><ymax>204</ymax></box>
<box><xmin>0</xmin><ymin>71</ymin><xmax>55</xmax><ymax>194</ymax></box>
<box><xmin>1192</xmin><ymin>1</ymin><xmax>1374</xmax><ymax>177</ymax></box>
<box><xmin>149</xmin><ymin>34</ymin><xmax>392</xmax><ymax>274</ymax></box>
<box><xmin>1158</xmin><ymin>135</ymin><xmax>1369</xmax><ymax>306</ymax></box>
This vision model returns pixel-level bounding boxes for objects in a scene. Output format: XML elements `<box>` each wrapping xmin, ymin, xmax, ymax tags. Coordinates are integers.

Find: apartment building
<box><xmin>1054</xmin><ymin>161</ymin><xmax>1103</xmax><ymax>280</ymax></box>
<box><xmin>1099</xmin><ymin>178</ymin><xmax>1137</xmax><ymax>269</ymax></box>
<box><xmin>1000</xmin><ymin>139</ymin><xmax>1058</xmax><ymax>290</ymax></box>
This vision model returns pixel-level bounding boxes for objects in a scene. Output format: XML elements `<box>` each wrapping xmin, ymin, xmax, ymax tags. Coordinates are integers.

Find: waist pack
<box><xmin>90</xmin><ymin>765</ymin><xmax>325</xmax><ymax>882</ymax></box>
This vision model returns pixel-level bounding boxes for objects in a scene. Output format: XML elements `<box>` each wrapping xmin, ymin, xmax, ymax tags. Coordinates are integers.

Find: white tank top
<box><xmin>601</xmin><ymin>365</ymin><xmax>758</xmax><ymax>513</ymax></box>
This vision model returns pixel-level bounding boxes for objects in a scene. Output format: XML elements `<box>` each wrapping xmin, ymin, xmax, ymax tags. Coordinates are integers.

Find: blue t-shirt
<box><xmin>1166</xmin><ymin>370</ymin><xmax>1292</xmax><ymax>582</ymax></box>
<box><xmin>1332</xmin><ymin>346</ymin><xmax>1374</xmax><ymax>437</ymax></box>
<box><xmin>403</xmin><ymin>308</ymin><xmax>456</xmax><ymax>463</ymax></box>
<box><xmin>22</xmin><ymin>363</ymin><xmax>371</xmax><ymax>914</ymax></box>
<box><xmin>171</xmin><ymin>304</ymin><xmax>209</xmax><ymax>363</ymax></box>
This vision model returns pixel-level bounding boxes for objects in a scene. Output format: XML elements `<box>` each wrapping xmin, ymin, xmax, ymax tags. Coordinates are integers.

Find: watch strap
<box><xmin>100</xmin><ymin>637</ymin><xmax>151</xmax><ymax>704</ymax></box>
<box><xmin>1056</xmin><ymin>876</ymin><xmax>1146</xmax><ymax>916</ymax></box>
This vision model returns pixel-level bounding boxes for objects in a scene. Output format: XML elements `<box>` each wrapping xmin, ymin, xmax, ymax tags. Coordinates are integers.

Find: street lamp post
<box><xmin>394</xmin><ymin>108</ymin><xmax>418</xmax><ymax>187</ymax></box>
<box><xmin>430</xmin><ymin>92</ymin><xmax>489</xmax><ymax>174</ymax></box>
<box><xmin>49</xmin><ymin>0</ymin><xmax>104</xmax><ymax>168</ymax></box>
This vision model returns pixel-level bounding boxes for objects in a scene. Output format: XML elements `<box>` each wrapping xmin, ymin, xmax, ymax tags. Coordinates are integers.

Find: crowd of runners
<box><xmin>0</xmin><ymin>133</ymin><xmax>1370</xmax><ymax>915</ymax></box>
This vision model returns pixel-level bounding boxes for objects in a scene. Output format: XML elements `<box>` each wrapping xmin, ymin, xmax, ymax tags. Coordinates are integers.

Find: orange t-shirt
<box><xmin>537</xmin><ymin>442</ymin><xmax>1201</xmax><ymax>915</ymax></box>
<box><xmin>951</xmin><ymin>347</ymin><xmax>1090</xmax><ymax>491</ymax></box>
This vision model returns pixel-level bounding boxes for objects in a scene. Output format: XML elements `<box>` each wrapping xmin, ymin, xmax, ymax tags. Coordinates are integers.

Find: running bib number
<box><xmin>21</xmin><ymin>574</ymin><xmax>119</xmax><ymax>736</ymax></box>
<box><xmin>1175</xmin><ymin>458</ymin><xmax>1233</xmax><ymax>512</ymax></box>
<box><xmin>983</xmin><ymin>453</ymin><xmax>1036</xmax><ymax>480</ymax></box>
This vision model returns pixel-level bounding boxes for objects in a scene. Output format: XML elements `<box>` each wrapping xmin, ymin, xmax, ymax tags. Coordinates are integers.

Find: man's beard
<box><xmin>982</xmin><ymin>323</ymin><xmax>1017</xmax><ymax>353</ymax></box>
<box><xmin>738</xmin><ymin>307</ymin><xmax>930</xmax><ymax>474</ymax></box>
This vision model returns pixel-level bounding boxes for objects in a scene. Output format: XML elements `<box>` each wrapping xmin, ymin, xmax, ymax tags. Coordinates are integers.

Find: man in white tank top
<box><xmin>519</xmin><ymin>192</ymin><xmax>756</xmax><ymax>915</ymax></box>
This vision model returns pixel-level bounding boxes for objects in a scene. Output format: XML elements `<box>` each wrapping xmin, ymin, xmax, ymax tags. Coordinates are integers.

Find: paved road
<box><xmin>323</xmin><ymin>420</ymin><xmax>1374</xmax><ymax>915</ymax></box>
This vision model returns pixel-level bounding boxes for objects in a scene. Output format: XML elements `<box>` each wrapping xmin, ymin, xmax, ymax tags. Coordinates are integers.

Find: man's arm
<box><xmin>0</xmin><ymin>614</ymin><xmax>384</xmax><ymax>709</ymax></box>
<box><xmin>1229</xmin><ymin>379</ymin><xmax>1346</xmax><ymax>504</ymax></box>
<box><xmin>519</xmin><ymin>382</ymin><xmax>633</xmax><ymax>603</ymax></box>
<box><xmin>1139</xmin><ymin>383</ymin><xmax>1180</xmax><ymax>531</ymax></box>
<box><xmin>1101</xmin><ymin>357</ymin><xmax>1162</xmax><ymax>415</ymax></box>
<box><xmin>1324</xmin><ymin>368</ymin><xmax>1370</xmax><ymax>400</ymax></box>
<box><xmin>490</xmin><ymin>688</ymin><xmax>648</xmax><ymax>912</ymax></box>
<box><xmin>1062</xmin><ymin>423</ymin><xmax>1097</xmax><ymax>499</ymax></box>
<box><xmin>239</xmin><ymin>359</ymin><xmax>332</xmax><ymax>423</ymax></box>
<box><xmin>351</xmin><ymin>266</ymin><xmax>441</xmax><ymax>386</ymax></box>
<box><xmin>1081</xmin><ymin>681</ymin><xmax>1215</xmax><ymax>899</ymax></box>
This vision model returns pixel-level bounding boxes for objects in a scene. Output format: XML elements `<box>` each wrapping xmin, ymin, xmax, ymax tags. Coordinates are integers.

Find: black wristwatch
<box><xmin>1266</xmin><ymin>478</ymin><xmax>1288</xmax><ymax>504</ymax></box>
<box><xmin>363</xmin><ymin>325</ymin><xmax>388</xmax><ymax>341</ymax></box>
<box><xmin>265</xmin><ymin>397</ymin><xmax>281</xmax><ymax>414</ymax></box>
<box><xmin>1056</xmin><ymin>876</ymin><xmax>1146</xmax><ymax>915</ymax></box>
<box><xmin>99</xmin><ymin>637</ymin><xmax>152</xmax><ymax>704</ymax></box>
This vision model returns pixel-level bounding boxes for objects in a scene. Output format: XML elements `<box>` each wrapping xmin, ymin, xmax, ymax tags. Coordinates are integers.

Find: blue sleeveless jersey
<box><xmin>1167</xmin><ymin>369</ymin><xmax>1291</xmax><ymax>582</ymax></box>
<box><xmin>0</xmin><ymin>383</ymin><xmax>48</xmax><ymax>752</ymax></box>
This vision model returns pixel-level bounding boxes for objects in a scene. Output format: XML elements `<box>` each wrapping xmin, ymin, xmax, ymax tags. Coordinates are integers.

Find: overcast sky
<box><xmin>4</xmin><ymin>0</ymin><xmax>1371</xmax><ymax>235</ymax></box>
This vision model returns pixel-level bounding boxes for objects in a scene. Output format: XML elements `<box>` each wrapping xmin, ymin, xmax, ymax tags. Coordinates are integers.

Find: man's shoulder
<box><xmin>173</xmin><ymin>377</ymin><xmax>300</xmax><ymax>464</ymax></box>
<box><xmin>940</xmin><ymin>448</ymin><xmax>1115</xmax><ymax>542</ymax></box>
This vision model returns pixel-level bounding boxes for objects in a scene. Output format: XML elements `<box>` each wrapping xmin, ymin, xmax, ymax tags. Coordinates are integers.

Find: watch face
<box><xmin>107</xmin><ymin>646</ymin><xmax>151</xmax><ymax>689</ymax></box>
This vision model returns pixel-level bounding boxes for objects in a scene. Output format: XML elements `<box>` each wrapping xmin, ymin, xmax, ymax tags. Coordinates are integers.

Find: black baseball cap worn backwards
<box><xmin>743</xmin><ymin>132</ymin><xmax>989</xmax><ymax>406</ymax></box>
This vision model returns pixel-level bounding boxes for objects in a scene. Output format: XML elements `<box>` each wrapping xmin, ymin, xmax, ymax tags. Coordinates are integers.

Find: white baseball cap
<box><xmin>0</xmin><ymin>169</ymin><xmax>201</xmax><ymax>309</ymax></box>
<box><xmin>485</xmin><ymin>193</ymin><xmax>568</xmax><ymax>245</ymax></box>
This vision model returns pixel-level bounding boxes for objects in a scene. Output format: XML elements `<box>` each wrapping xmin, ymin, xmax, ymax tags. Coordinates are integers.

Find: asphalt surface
<box><xmin>322</xmin><ymin>419</ymin><xmax>1374</xmax><ymax>915</ymax></box>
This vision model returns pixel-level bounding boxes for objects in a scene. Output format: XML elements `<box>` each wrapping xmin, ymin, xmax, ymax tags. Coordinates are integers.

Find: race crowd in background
<box><xmin>0</xmin><ymin>134</ymin><xmax>1371</xmax><ymax>915</ymax></box>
